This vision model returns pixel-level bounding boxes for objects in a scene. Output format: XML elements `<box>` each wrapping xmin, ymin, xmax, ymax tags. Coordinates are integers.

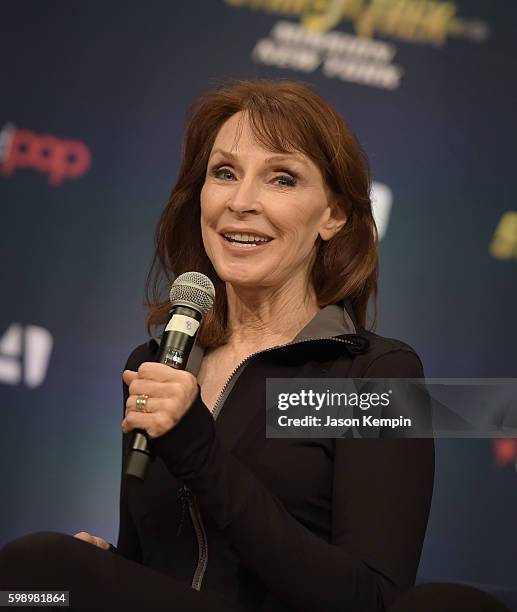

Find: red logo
<box><xmin>0</xmin><ymin>123</ymin><xmax>91</xmax><ymax>187</ymax></box>
<box><xmin>494</xmin><ymin>438</ymin><xmax>517</xmax><ymax>468</ymax></box>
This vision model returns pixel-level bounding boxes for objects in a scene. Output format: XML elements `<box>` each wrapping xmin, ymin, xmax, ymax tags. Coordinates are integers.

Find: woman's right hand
<box><xmin>73</xmin><ymin>531</ymin><xmax>110</xmax><ymax>550</ymax></box>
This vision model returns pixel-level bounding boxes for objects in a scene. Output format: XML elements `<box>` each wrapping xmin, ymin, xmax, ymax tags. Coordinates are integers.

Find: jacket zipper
<box><xmin>177</xmin><ymin>484</ymin><xmax>208</xmax><ymax>591</ymax></box>
<box><xmin>178</xmin><ymin>334</ymin><xmax>365</xmax><ymax>591</ymax></box>
<box><xmin>210</xmin><ymin>335</ymin><xmax>364</xmax><ymax>420</ymax></box>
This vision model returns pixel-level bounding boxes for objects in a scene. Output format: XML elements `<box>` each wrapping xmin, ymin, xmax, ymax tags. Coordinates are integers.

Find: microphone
<box><xmin>125</xmin><ymin>272</ymin><xmax>215</xmax><ymax>480</ymax></box>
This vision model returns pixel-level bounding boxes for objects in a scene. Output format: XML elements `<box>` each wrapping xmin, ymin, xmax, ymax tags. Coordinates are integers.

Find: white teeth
<box><xmin>228</xmin><ymin>241</ymin><xmax>258</xmax><ymax>248</ymax></box>
<box><xmin>223</xmin><ymin>232</ymin><xmax>272</xmax><ymax>243</ymax></box>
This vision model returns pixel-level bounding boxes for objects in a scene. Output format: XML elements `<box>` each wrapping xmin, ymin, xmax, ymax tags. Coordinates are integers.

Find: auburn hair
<box><xmin>145</xmin><ymin>79</ymin><xmax>378</xmax><ymax>347</ymax></box>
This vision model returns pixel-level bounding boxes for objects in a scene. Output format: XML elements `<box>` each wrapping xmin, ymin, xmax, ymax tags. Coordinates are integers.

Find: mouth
<box><xmin>219</xmin><ymin>232</ymin><xmax>274</xmax><ymax>252</ymax></box>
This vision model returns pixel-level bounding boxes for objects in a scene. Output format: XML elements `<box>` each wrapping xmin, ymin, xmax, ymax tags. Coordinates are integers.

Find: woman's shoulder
<box><xmin>350</xmin><ymin>329</ymin><xmax>425</xmax><ymax>377</ymax></box>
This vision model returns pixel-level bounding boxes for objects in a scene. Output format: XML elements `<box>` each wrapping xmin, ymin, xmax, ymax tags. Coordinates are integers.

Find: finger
<box><xmin>128</xmin><ymin>378</ymin><xmax>186</xmax><ymax>400</ymax></box>
<box><xmin>74</xmin><ymin>532</ymin><xmax>109</xmax><ymax>550</ymax></box>
<box><xmin>136</xmin><ymin>361</ymin><xmax>188</xmax><ymax>383</ymax></box>
<box><xmin>74</xmin><ymin>532</ymin><xmax>96</xmax><ymax>546</ymax></box>
<box><xmin>93</xmin><ymin>536</ymin><xmax>110</xmax><ymax>550</ymax></box>
<box><xmin>125</xmin><ymin>395</ymin><xmax>170</xmax><ymax>416</ymax></box>
<box><xmin>122</xmin><ymin>411</ymin><xmax>175</xmax><ymax>438</ymax></box>
<box><xmin>123</xmin><ymin>369</ymin><xmax>138</xmax><ymax>386</ymax></box>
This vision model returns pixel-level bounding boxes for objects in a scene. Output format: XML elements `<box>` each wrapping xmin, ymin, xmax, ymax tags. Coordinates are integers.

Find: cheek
<box><xmin>200</xmin><ymin>214</ymin><xmax>215</xmax><ymax>260</ymax></box>
<box><xmin>199</xmin><ymin>188</ymin><xmax>216</xmax><ymax>256</ymax></box>
<box><xmin>199</xmin><ymin>190</ymin><xmax>229</xmax><ymax>266</ymax></box>
<box><xmin>199</xmin><ymin>196</ymin><xmax>214</xmax><ymax>238</ymax></box>
<box><xmin>278</xmin><ymin>200</ymin><xmax>327</xmax><ymax>240</ymax></box>
<box><xmin>200</xmin><ymin>184</ymin><xmax>222</xmax><ymax>224</ymax></box>
<box><xmin>199</xmin><ymin>184</ymin><xmax>208</xmax><ymax>217</ymax></box>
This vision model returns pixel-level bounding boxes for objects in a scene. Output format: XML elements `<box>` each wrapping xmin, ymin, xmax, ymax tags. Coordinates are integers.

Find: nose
<box><xmin>227</xmin><ymin>177</ymin><xmax>262</xmax><ymax>215</ymax></box>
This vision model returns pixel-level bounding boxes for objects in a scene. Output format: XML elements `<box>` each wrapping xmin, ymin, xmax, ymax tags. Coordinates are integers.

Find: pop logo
<box><xmin>0</xmin><ymin>122</ymin><xmax>91</xmax><ymax>187</ymax></box>
<box><xmin>494</xmin><ymin>439</ymin><xmax>517</xmax><ymax>471</ymax></box>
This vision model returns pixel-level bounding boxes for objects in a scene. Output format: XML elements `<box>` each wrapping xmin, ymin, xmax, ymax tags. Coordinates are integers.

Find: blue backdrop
<box><xmin>2</xmin><ymin>0</ymin><xmax>516</xmax><ymax>603</ymax></box>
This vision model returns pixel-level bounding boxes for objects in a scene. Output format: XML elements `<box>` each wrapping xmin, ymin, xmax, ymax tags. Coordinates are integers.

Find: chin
<box><xmin>215</xmin><ymin>267</ymin><xmax>268</xmax><ymax>288</ymax></box>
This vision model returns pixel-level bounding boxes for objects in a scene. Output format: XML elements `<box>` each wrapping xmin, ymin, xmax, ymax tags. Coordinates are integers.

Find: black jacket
<box><xmin>116</xmin><ymin>301</ymin><xmax>434</xmax><ymax>611</ymax></box>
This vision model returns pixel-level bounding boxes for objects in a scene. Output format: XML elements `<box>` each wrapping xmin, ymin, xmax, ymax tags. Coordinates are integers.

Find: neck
<box><xmin>224</xmin><ymin>281</ymin><xmax>320</xmax><ymax>352</ymax></box>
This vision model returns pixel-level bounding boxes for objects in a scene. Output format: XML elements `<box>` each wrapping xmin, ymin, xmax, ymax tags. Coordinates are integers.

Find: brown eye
<box><xmin>274</xmin><ymin>175</ymin><xmax>297</xmax><ymax>187</ymax></box>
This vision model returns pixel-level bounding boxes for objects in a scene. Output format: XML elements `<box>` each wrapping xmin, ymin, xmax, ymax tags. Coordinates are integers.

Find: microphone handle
<box><xmin>124</xmin><ymin>305</ymin><xmax>203</xmax><ymax>480</ymax></box>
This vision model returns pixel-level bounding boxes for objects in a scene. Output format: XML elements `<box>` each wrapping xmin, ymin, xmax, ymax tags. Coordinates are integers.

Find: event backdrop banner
<box><xmin>1</xmin><ymin>0</ymin><xmax>516</xmax><ymax>595</ymax></box>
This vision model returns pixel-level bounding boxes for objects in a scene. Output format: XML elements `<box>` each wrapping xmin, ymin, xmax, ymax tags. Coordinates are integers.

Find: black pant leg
<box><xmin>388</xmin><ymin>582</ymin><xmax>511</xmax><ymax>612</ymax></box>
<box><xmin>0</xmin><ymin>532</ymin><xmax>247</xmax><ymax>612</ymax></box>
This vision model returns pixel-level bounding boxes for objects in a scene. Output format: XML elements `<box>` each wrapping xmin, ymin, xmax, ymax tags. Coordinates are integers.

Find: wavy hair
<box><xmin>145</xmin><ymin>79</ymin><xmax>378</xmax><ymax>347</ymax></box>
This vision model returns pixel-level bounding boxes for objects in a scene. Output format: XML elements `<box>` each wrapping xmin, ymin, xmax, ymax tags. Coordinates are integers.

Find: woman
<box><xmin>0</xmin><ymin>80</ymin><xmax>507</xmax><ymax>611</ymax></box>
<box><xmin>111</xmin><ymin>79</ymin><xmax>433</xmax><ymax>612</ymax></box>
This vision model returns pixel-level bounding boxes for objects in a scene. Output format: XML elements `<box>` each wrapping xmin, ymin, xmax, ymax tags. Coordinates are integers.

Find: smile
<box><xmin>219</xmin><ymin>234</ymin><xmax>274</xmax><ymax>252</ymax></box>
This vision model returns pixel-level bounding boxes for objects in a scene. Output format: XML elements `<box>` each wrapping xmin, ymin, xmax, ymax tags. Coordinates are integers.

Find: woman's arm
<box><xmin>341</xmin><ymin>349</ymin><xmax>435</xmax><ymax>606</ymax></box>
<box><xmin>149</xmin><ymin>348</ymin><xmax>434</xmax><ymax>611</ymax></box>
<box><xmin>114</xmin><ymin>359</ymin><xmax>143</xmax><ymax>563</ymax></box>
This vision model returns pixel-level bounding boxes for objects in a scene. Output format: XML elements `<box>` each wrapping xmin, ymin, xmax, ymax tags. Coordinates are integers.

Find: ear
<box><xmin>319</xmin><ymin>199</ymin><xmax>347</xmax><ymax>241</ymax></box>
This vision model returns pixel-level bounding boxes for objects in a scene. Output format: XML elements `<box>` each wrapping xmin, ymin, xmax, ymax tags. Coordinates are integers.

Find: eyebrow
<box><xmin>209</xmin><ymin>148</ymin><xmax>308</xmax><ymax>166</ymax></box>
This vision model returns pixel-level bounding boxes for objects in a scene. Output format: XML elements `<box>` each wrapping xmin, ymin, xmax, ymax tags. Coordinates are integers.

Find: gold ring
<box><xmin>136</xmin><ymin>394</ymin><xmax>149</xmax><ymax>413</ymax></box>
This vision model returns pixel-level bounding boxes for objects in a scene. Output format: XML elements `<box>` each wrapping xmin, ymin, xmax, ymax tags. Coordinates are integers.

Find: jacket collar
<box><xmin>293</xmin><ymin>298</ymin><xmax>356</xmax><ymax>341</ymax></box>
<box><xmin>151</xmin><ymin>299</ymin><xmax>359</xmax><ymax>376</ymax></box>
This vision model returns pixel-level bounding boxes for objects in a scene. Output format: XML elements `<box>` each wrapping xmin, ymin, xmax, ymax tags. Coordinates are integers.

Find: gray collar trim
<box><xmin>293</xmin><ymin>302</ymin><xmax>356</xmax><ymax>341</ymax></box>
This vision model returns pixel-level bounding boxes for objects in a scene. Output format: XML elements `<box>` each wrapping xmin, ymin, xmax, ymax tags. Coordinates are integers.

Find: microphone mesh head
<box><xmin>169</xmin><ymin>272</ymin><xmax>215</xmax><ymax>315</ymax></box>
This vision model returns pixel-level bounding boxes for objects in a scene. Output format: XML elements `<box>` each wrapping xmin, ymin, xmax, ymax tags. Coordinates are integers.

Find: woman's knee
<box><xmin>2</xmin><ymin>532</ymin><xmax>72</xmax><ymax>561</ymax></box>
<box><xmin>0</xmin><ymin>531</ymin><xmax>79</xmax><ymax>587</ymax></box>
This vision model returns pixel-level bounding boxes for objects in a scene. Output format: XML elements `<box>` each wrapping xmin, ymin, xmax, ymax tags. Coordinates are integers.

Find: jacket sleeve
<box><xmin>333</xmin><ymin>350</ymin><xmax>435</xmax><ymax>607</ymax></box>
<box><xmin>150</xmin><ymin>349</ymin><xmax>434</xmax><ymax>611</ymax></box>
<box><xmin>114</xmin><ymin>352</ymin><xmax>144</xmax><ymax>563</ymax></box>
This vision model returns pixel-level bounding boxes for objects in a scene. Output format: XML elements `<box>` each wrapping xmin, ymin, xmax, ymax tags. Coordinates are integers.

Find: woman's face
<box><xmin>200</xmin><ymin>111</ymin><xmax>342</xmax><ymax>291</ymax></box>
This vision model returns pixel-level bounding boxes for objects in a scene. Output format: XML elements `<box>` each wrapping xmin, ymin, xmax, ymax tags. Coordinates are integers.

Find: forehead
<box><xmin>211</xmin><ymin>111</ymin><xmax>312</xmax><ymax>167</ymax></box>
<box><xmin>212</xmin><ymin>112</ymin><xmax>252</xmax><ymax>148</ymax></box>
